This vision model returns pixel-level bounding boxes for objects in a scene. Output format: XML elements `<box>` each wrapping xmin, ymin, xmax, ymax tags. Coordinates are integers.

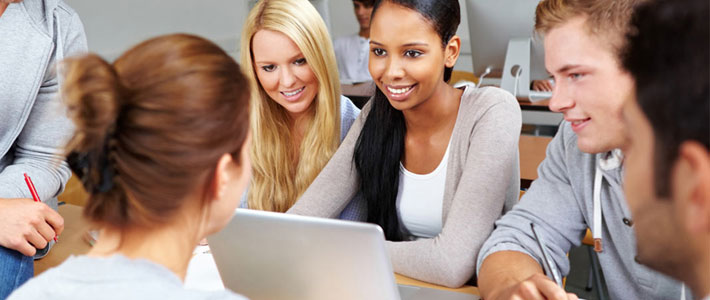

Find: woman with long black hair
<box><xmin>288</xmin><ymin>0</ymin><xmax>521</xmax><ymax>288</ymax></box>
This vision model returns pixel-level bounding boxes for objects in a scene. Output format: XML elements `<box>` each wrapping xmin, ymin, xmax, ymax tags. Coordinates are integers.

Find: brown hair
<box><xmin>62</xmin><ymin>34</ymin><xmax>250</xmax><ymax>229</ymax></box>
<box><xmin>535</xmin><ymin>0</ymin><xmax>646</xmax><ymax>55</ymax></box>
<box><xmin>354</xmin><ymin>0</ymin><xmax>375</xmax><ymax>7</ymax></box>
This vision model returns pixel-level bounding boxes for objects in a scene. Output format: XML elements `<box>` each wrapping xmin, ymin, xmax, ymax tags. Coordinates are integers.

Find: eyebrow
<box><xmin>254</xmin><ymin>52</ymin><xmax>304</xmax><ymax>65</ymax></box>
<box><xmin>551</xmin><ymin>64</ymin><xmax>583</xmax><ymax>74</ymax></box>
<box><xmin>370</xmin><ymin>40</ymin><xmax>429</xmax><ymax>47</ymax></box>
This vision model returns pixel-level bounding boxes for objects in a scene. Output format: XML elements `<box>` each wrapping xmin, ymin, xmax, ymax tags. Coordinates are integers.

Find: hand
<box><xmin>532</xmin><ymin>80</ymin><xmax>554</xmax><ymax>92</ymax></box>
<box><xmin>489</xmin><ymin>274</ymin><xmax>578</xmax><ymax>300</ymax></box>
<box><xmin>0</xmin><ymin>198</ymin><xmax>64</xmax><ymax>256</ymax></box>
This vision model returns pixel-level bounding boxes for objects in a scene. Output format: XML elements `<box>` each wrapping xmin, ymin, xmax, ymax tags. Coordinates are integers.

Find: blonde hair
<box><xmin>241</xmin><ymin>0</ymin><xmax>341</xmax><ymax>212</ymax></box>
<box><xmin>535</xmin><ymin>0</ymin><xmax>646</xmax><ymax>55</ymax></box>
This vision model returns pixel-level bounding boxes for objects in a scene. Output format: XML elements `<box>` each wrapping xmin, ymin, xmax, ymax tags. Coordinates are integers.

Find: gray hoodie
<box><xmin>0</xmin><ymin>0</ymin><xmax>86</xmax><ymax>210</ymax></box>
<box><xmin>477</xmin><ymin>122</ymin><xmax>691</xmax><ymax>299</ymax></box>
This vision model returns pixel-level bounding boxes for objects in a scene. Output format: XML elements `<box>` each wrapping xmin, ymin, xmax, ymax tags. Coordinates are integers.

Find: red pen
<box><xmin>23</xmin><ymin>173</ymin><xmax>58</xmax><ymax>242</ymax></box>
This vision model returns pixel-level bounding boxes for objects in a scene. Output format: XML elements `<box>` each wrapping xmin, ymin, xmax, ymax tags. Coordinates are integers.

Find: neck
<box><xmin>402</xmin><ymin>82</ymin><xmax>462</xmax><ymax>134</ymax></box>
<box><xmin>358</xmin><ymin>28</ymin><xmax>369</xmax><ymax>39</ymax></box>
<box><xmin>87</xmin><ymin>220</ymin><xmax>200</xmax><ymax>281</ymax></box>
<box><xmin>688</xmin><ymin>251</ymin><xmax>710</xmax><ymax>298</ymax></box>
<box><xmin>0</xmin><ymin>3</ymin><xmax>9</xmax><ymax>17</ymax></box>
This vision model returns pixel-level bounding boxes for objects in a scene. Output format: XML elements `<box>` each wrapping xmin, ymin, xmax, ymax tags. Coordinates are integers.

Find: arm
<box><xmin>477</xmin><ymin>123</ymin><xmax>588</xmax><ymax>299</ymax></box>
<box><xmin>479</xmin><ymin>251</ymin><xmax>577</xmax><ymax>300</ymax></box>
<box><xmin>0</xmin><ymin>11</ymin><xmax>87</xmax><ymax>256</ymax></box>
<box><xmin>287</xmin><ymin>101</ymin><xmax>370</xmax><ymax>217</ymax></box>
<box><xmin>387</xmin><ymin>95</ymin><xmax>522</xmax><ymax>288</ymax></box>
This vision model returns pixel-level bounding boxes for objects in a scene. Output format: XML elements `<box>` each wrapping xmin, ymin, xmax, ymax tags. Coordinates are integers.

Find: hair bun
<box><xmin>62</xmin><ymin>53</ymin><xmax>126</xmax><ymax>154</ymax></box>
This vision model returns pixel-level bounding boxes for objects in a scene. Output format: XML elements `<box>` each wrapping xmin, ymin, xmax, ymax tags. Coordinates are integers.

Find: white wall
<box><xmin>65</xmin><ymin>0</ymin><xmax>473</xmax><ymax>71</ymax></box>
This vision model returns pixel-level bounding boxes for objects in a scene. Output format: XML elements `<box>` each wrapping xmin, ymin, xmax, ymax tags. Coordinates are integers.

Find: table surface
<box><xmin>519</xmin><ymin>135</ymin><xmax>553</xmax><ymax>181</ymax></box>
<box><xmin>395</xmin><ymin>273</ymin><xmax>479</xmax><ymax>295</ymax></box>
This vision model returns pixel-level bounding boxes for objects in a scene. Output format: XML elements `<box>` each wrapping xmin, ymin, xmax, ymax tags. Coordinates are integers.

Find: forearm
<box><xmin>478</xmin><ymin>251</ymin><xmax>545</xmax><ymax>299</ymax></box>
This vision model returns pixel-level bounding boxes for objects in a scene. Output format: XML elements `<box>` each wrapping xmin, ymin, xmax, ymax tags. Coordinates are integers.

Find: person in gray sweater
<box><xmin>476</xmin><ymin>0</ymin><xmax>689</xmax><ymax>299</ymax></box>
<box><xmin>8</xmin><ymin>34</ymin><xmax>251</xmax><ymax>300</ymax></box>
<box><xmin>0</xmin><ymin>0</ymin><xmax>86</xmax><ymax>297</ymax></box>
<box><xmin>288</xmin><ymin>0</ymin><xmax>521</xmax><ymax>288</ymax></box>
<box><xmin>622</xmin><ymin>0</ymin><xmax>709</xmax><ymax>299</ymax></box>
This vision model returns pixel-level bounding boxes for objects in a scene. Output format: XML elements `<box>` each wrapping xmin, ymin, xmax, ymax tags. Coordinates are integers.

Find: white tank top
<box><xmin>396</xmin><ymin>141</ymin><xmax>451</xmax><ymax>239</ymax></box>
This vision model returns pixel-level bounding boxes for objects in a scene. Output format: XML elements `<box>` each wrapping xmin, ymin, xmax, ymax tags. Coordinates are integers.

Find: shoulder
<box><xmin>339</xmin><ymin>95</ymin><xmax>361</xmax><ymax>119</ymax></box>
<box><xmin>459</xmin><ymin>85</ymin><xmax>520</xmax><ymax>116</ymax></box>
<box><xmin>455</xmin><ymin>85</ymin><xmax>521</xmax><ymax>138</ymax></box>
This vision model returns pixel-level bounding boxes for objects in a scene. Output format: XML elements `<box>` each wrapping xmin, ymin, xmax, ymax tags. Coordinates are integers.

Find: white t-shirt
<box><xmin>333</xmin><ymin>34</ymin><xmax>371</xmax><ymax>83</ymax></box>
<box><xmin>396</xmin><ymin>140</ymin><xmax>451</xmax><ymax>239</ymax></box>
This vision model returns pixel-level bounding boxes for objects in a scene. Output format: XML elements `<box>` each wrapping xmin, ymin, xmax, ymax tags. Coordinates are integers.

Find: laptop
<box><xmin>208</xmin><ymin>209</ymin><xmax>479</xmax><ymax>300</ymax></box>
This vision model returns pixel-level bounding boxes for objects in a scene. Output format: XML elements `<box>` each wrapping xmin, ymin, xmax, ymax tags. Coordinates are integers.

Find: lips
<box><xmin>383</xmin><ymin>84</ymin><xmax>417</xmax><ymax>101</ymax></box>
<box><xmin>280</xmin><ymin>86</ymin><xmax>305</xmax><ymax>102</ymax></box>
<box><xmin>567</xmin><ymin>117</ymin><xmax>591</xmax><ymax>133</ymax></box>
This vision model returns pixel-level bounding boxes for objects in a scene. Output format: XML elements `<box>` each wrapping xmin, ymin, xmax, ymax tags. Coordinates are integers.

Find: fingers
<box><xmin>25</xmin><ymin>227</ymin><xmax>48</xmax><ymax>250</ymax></box>
<box><xmin>11</xmin><ymin>239</ymin><xmax>37</xmax><ymax>257</ymax></box>
<box><xmin>515</xmin><ymin>280</ymin><xmax>547</xmax><ymax>300</ymax></box>
<box><xmin>506</xmin><ymin>274</ymin><xmax>571</xmax><ymax>300</ymax></box>
<box><xmin>41</xmin><ymin>203</ymin><xmax>64</xmax><ymax>236</ymax></box>
<box><xmin>541</xmin><ymin>81</ymin><xmax>553</xmax><ymax>91</ymax></box>
<box><xmin>529</xmin><ymin>274</ymin><xmax>569</xmax><ymax>300</ymax></box>
<box><xmin>34</xmin><ymin>218</ymin><xmax>57</xmax><ymax>243</ymax></box>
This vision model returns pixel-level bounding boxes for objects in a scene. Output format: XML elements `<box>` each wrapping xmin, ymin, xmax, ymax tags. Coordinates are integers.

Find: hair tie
<box><xmin>67</xmin><ymin>134</ymin><xmax>116</xmax><ymax>194</ymax></box>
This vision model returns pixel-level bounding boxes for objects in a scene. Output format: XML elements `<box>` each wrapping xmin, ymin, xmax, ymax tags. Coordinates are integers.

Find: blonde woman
<box><xmin>240</xmin><ymin>0</ymin><xmax>361</xmax><ymax>217</ymax></box>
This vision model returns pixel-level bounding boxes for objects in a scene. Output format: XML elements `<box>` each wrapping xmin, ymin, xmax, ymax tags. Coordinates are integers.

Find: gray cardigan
<box><xmin>477</xmin><ymin>122</ymin><xmax>689</xmax><ymax>299</ymax></box>
<box><xmin>288</xmin><ymin>84</ymin><xmax>522</xmax><ymax>287</ymax></box>
<box><xmin>0</xmin><ymin>0</ymin><xmax>86</xmax><ymax>211</ymax></box>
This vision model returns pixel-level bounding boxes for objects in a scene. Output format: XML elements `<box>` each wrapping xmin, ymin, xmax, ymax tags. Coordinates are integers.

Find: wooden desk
<box><xmin>34</xmin><ymin>204</ymin><xmax>91</xmax><ymax>275</ymax></box>
<box><xmin>519</xmin><ymin>135</ymin><xmax>553</xmax><ymax>182</ymax></box>
<box><xmin>518</xmin><ymin>99</ymin><xmax>551</xmax><ymax>111</ymax></box>
<box><xmin>395</xmin><ymin>273</ymin><xmax>479</xmax><ymax>296</ymax></box>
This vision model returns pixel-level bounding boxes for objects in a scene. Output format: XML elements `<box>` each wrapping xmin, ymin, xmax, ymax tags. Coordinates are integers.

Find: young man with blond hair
<box><xmin>622</xmin><ymin>0</ymin><xmax>709</xmax><ymax>298</ymax></box>
<box><xmin>476</xmin><ymin>0</ymin><xmax>688</xmax><ymax>299</ymax></box>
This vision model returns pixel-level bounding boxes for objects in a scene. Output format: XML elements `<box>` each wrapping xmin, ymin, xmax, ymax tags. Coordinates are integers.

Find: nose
<box><xmin>357</xmin><ymin>8</ymin><xmax>368</xmax><ymax>18</ymax></box>
<box><xmin>548</xmin><ymin>81</ymin><xmax>574</xmax><ymax>113</ymax></box>
<box><xmin>383</xmin><ymin>56</ymin><xmax>405</xmax><ymax>82</ymax></box>
<box><xmin>279</xmin><ymin>65</ymin><xmax>296</xmax><ymax>88</ymax></box>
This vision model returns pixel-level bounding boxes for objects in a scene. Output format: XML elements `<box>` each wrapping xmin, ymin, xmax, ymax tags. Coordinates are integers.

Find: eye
<box><xmin>372</xmin><ymin>48</ymin><xmax>386</xmax><ymax>57</ymax></box>
<box><xmin>261</xmin><ymin>65</ymin><xmax>276</xmax><ymax>72</ymax></box>
<box><xmin>404</xmin><ymin>50</ymin><xmax>422</xmax><ymax>58</ymax></box>
<box><xmin>568</xmin><ymin>73</ymin><xmax>584</xmax><ymax>81</ymax></box>
<box><xmin>294</xmin><ymin>58</ymin><xmax>307</xmax><ymax>66</ymax></box>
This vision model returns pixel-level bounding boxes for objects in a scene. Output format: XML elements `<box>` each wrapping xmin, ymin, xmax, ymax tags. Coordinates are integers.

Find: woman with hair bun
<box><xmin>8</xmin><ymin>33</ymin><xmax>251</xmax><ymax>300</ymax></box>
<box><xmin>289</xmin><ymin>0</ymin><xmax>521</xmax><ymax>287</ymax></box>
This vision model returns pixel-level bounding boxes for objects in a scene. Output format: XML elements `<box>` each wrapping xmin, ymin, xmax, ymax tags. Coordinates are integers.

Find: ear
<box><xmin>444</xmin><ymin>35</ymin><xmax>461</xmax><ymax>68</ymax></box>
<box><xmin>675</xmin><ymin>141</ymin><xmax>710</xmax><ymax>233</ymax></box>
<box><xmin>207</xmin><ymin>153</ymin><xmax>237</xmax><ymax>204</ymax></box>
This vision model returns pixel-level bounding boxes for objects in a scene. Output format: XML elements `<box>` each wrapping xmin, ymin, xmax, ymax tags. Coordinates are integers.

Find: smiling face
<box><xmin>368</xmin><ymin>2</ymin><xmax>455</xmax><ymax>111</ymax></box>
<box><xmin>545</xmin><ymin>16</ymin><xmax>634</xmax><ymax>154</ymax></box>
<box><xmin>251</xmin><ymin>29</ymin><xmax>319</xmax><ymax>120</ymax></box>
<box><xmin>353</xmin><ymin>1</ymin><xmax>373</xmax><ymax>32</ymax></box>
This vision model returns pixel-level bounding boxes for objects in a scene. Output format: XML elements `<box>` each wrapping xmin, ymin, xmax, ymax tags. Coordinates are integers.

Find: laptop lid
<box><xmin>207</xmin><ymin>209</ymin><xmax>401</xmax><ymax>300</ymax></box>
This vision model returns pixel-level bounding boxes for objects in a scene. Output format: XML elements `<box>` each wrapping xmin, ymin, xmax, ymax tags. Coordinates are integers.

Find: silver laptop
<box><xmin>208</xmin><ymin>209</ymin><xmax>479</xmax><ymax>300</ymax></box>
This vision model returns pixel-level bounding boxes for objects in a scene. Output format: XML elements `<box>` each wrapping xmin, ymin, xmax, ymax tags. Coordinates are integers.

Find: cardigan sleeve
<box><xmin>386</xmin><ymin>90</ymin><xmax>522</xmax><ymax>288</ymax></box>
<box><xmin>287</xmin><ymin>100</ymin><xmax>371</xmax><ymax>217</ymax></box>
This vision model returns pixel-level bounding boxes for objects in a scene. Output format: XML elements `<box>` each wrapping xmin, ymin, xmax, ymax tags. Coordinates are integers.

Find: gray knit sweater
<box><xmin>288</xmin><ymin>84</ymin><xmax>522</xmax><ymax>287</ymax></box>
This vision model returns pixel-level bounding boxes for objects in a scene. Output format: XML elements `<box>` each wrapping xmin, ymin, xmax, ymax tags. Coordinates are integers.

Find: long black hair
<box><xmin>353</xmin><ymin>0</ymin><xmax>460</xmax><ymax>241</ymax></box>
